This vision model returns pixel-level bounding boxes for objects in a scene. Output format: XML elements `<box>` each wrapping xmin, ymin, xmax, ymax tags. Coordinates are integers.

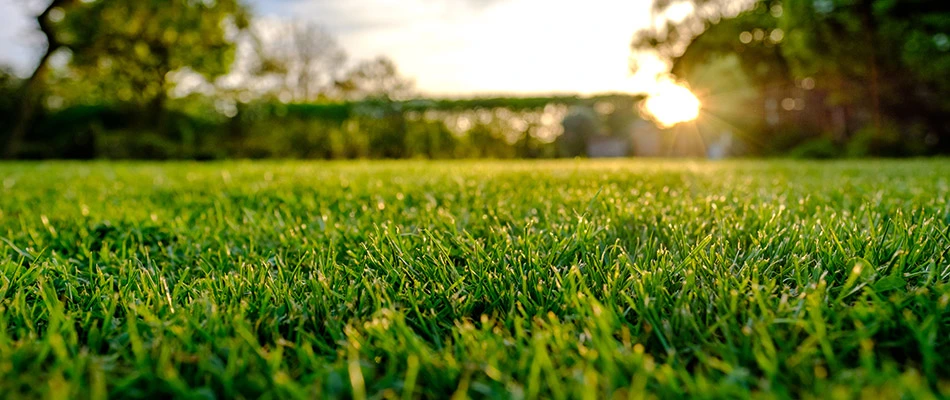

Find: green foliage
<box><xmin>645</xmin><ymin>0</ymin><xmax>950</xmax><ymax>155</ymax></box>
<box><xmin>404</xmin><ymin>119</ymin><xmax>459</xmax><ymax>159</ymax></box>
<box><xmin>557</xmin><ymin>107</ymin><xmax>601</xmax><ymax>157</ymax></box>
<box><xmin>782</xmin><ymin>0</ymin><xmax>950</xmax><ymax>98</ymax></box>
<box><xmin>1</xmin><ymin>160</ymin><xmax>950</xmax><ymax>397</ymax></box>
<box><xmin>780</xmin><ymin>0</ymin><xmax>874</xmax><ymax>105</ymax></box>
<box><xmin>672</xmin><ymin>1</ymin><xmax>789</xmax><ymax>86</ymax></box>
<box><xmin>56</xmin><ymin>0</ymin><xmax>247</xmax><ymax>106</ymax></box>
<box><xmin>788</xmin><ymin>136</ymin><xmax>840</xmax><ymax>159</ymax></box>
<box><xmin>678</xmin><ymin>54</ymin><xmax>761</xmax><ymax>128</ymax></box>
<box><xmin>15</xmin><ymin>95</ymin><xmax>642</xmax><ymax>160</ymax></box>
<box><xmin>842</xmin><ymin>122</ymin><xmax>935</xmax><ymax>158</ymax></box>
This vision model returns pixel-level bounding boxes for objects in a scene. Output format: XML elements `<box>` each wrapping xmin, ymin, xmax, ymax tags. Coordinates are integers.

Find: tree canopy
<box><xmin>58</xmin><ymin>0</ymin><xmax>249</xmax><ymax>107</ymax></box>
<box><xmin>635</xmin><ymin>0</ymin><xmax>950</xmax><ymax>154</ymax></box>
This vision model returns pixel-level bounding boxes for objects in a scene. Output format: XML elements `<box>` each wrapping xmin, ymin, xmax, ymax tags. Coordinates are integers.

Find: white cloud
<box><xmin>0</xmin><ymin>0</ymin><xmax>46</xmax><ymax>76</ymax></box>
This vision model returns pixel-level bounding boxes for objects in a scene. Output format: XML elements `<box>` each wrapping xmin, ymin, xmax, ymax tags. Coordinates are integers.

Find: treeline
<box><xmin>5</xmin><ymin>92</ymin><xmax>642</xmax><ymax>160</ymax></box>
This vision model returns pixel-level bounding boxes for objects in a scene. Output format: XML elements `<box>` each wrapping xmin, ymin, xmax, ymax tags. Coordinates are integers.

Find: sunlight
<box><xmin>643</xmin><ymin>80</ymin><xmax>701</xmax><ymax>128</ymax></box>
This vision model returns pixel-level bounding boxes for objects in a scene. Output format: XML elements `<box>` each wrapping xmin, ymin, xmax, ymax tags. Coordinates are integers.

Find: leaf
<box><xmin>873</xmin><ymin>274</ymin><xmax>906</xmax><ymax>292</ymax></box>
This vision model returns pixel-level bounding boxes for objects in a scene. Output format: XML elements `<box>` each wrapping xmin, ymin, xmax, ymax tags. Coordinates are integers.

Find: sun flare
<box><xmin>643</xmin><ymin>81</ymin><xmax>701</xmax><ymax>128</ymax></box>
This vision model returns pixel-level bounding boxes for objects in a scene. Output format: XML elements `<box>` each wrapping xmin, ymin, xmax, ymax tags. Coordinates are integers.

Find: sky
<box><xmin>0</xmin><ymin>0</ymin><xmax>671</xmax><ymax>97</ymax></box>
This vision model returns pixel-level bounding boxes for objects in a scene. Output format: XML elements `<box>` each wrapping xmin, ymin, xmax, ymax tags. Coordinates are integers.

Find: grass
<box><xmin>1</xmin><ymin>159</ymin><xmax>950</xmax><ymax>399</ymax></box>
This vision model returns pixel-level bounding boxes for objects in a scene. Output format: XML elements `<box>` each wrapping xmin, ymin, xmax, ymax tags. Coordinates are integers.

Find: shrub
<box><xmin>788</xmin><ymin>137</ymin><xmax>840</xmax><ymax>159</ymax></box>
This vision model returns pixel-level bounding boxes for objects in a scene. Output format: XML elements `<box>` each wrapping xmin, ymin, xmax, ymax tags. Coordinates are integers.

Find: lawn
<box><xmin>1</xmin><ymin>160</ymin><xmax>949</xmax><ymax>399</ymax></box>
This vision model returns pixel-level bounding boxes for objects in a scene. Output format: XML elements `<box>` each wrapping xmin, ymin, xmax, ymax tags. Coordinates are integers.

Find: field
<box><xmin>1</xmin><ymin>160</ymin><xmax>950</xmax><ymax>399</ymax></box>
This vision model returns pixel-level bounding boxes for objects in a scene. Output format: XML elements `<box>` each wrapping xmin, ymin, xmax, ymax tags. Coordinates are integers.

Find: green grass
<box><xmin>1</xmin><ymin>159</ymin><xmax>950</xmax><ymax>399</ymax></box>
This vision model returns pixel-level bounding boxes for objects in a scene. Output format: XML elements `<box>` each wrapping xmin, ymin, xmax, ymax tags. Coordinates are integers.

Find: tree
<box><xmin>4</xmin><ymin>0</ymin><xmax>249</xmax><ymax>158</ymax></box>
<box><xmin>780</xmin><ymin>0</ymin><xmax>883</xmax><ymax>135</ymax></box>
<box><xmin>233</xmin><ymin>20</ymin><xmax>347</xmax><ymax>102</ymax></box>
<box><xmin>0</xmin><ymin>67</ymin><xmax>21</xmax><ymax>132</ymax></box>
<box><xmin>557</xmin><ymin>107</ymin><xmax>601</xmax><ymax>157</ymax></box>
<box><xmin>631</xmin><ymin>0</ymin><xmax>754</xmax><ymax>68</ymax></box>
<box><xmin>662</xmin><ymin>1</ymin><xmax>797</xmax><ymax>149</ymax></box>
<box><xmin>635</xmin><ymin>0</ymin><xmax>950</xmax><ymax>153</ymax></box>
<box><xmin>781</xmin><ymin>0</ymin><xmax>950</xmax><ymax>147</ymax></box>
<box><xmin>59</xmin><ymin>0</ymin><xmax>248</xmax><ymax>123</ymax></box>
<box><xmin>3</xmin><ymin>0</ymin><xmax>77</xmax><ymax>159</ymax></box>
<box><xmin>333</xmin><ymin>57</ymin><xmax>415</xmax><ymax>101</ymax></box>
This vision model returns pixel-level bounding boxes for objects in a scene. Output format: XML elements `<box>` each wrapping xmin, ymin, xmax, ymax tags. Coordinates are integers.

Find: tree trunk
<box><xmin>148</xmin><ymin>88</ymin><xmax>167</xmax><ymax>130</ymax></box>
<box><xmin>3</xmin><ymin>52</ymin><xmax>53</xmax><ymax>159</ymax></box>
<box><xmin>144</xmin><ymin>43</ymin><xmax>171</xmax><ymax>135</ymax></box>
<box><xmin>858</xmin><ymin>0</ymin><xmax>882</xmax><ymax>136</ymax></box>
<box><xmin>3</xmin><ymin>0</ymin><xmax>73</xmax><ymax>159</ymax></box>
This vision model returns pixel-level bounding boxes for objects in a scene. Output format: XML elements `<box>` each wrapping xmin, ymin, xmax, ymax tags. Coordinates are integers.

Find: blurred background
<box><xmin>0</xmin><ymin>0</ymin><xmax>947</xmax><ymax>160</ymax></box>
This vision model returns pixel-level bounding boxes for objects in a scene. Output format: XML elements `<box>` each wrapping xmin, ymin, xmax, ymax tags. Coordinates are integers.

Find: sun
<box><xmin>643</xmin><ymin>80</ymin><xmax>701</xmax><ymax>128</ymax></box>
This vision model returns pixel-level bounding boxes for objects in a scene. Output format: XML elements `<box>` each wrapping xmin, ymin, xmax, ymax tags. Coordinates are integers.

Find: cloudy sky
<box><xmin>0</xmin><ymin>0</ymin><xmax>669</xmax><ymax>96</ymax></box>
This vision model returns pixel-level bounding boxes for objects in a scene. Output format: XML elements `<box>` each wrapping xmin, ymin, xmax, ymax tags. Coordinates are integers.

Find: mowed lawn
<box><xmin>1</xmin><ymin>160</ymin><xmax>950</xmax><ymax>399</ymax></box>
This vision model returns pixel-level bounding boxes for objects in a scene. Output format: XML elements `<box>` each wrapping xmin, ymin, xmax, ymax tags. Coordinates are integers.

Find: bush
<box><xmin>845</xmin><ymin>124</ymin><xmax>897</xmax><ymax>157</ymax></box>
<box><xmin>844</xmin><ymin>122</ymin><xmax>931</xmax><ymax>158</ymax></box>
<box><xmin>788</xmin><ymin>137</ymin><xmax>840</xmax><ymax>159</ymax></box>
<box><xmin>96</xmin><ymin>130</ymin><xmax>182</xmax><ymax>159</ymax></box>
<box><xmin>558</xmin><ymin>107</ymin><xmax>601</xmax><ymax>157</ymax></box>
